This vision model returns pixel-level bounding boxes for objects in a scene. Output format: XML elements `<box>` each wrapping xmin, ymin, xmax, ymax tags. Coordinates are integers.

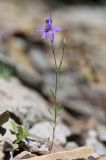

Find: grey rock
<box><xmin>64</xmin><ymin>99</ymin><xmax>104</xmax><ymax>121</ymax></box>
<box><xmin>29</xmin><ymin>121</ymin><xmax>71</xmax><ymax>145</ymax></box>
<box><xmin>25</xmin><ymin>138</ymin><xmax>50</xmax><ymax>155</ymax></box>
<box><xmin>29</xmin><ymin>48</ymin><xmax>50</xmax><ymax>72</ymax></box>
<box><xmin>60</xmin><ymin>83</ymin><xmax>106</xmax><ymax>121</ymax></box>
<box><xmin>0</xmin><ymin>53</ymin><xmax>42</xmax><ymax>86</ymax></box>
<box><xmin>56</xmin><ymin>7</ymin><xmax>106</xmax><ymax>28</ymax></box>
<box><xmin>86</xmin><ymin>130</ymin><xmax>106</xmax><ymax>155</ymax></box>
<box><xmin>0</xmin><ymin>78</ymin><xmax>51</xmax><ymax>125</ymax></box>
<box><xmin>65</xmin><ymin>142</ymin><xmax>78</xmax><ymax>150</ymax></box>
<box><xmin>89</xmin><ymin>140</ymin><xmax>106</xmax><ymax>156</ymax></box>
<box><xmin>13</xmin><ymin>151</ymin><xmax>35</xmax><ymax>160</ymax></box>
<box><xmin>43</xmin><ymin>72</ymin><xmax>82</xmax><ymax>101</ymax></box>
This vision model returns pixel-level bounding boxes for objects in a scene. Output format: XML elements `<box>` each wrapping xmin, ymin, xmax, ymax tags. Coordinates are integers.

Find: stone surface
<box><xmin>0</xmin><ymin>78</ymin><xmax>51</xmax><ymax>125</ymax></box>
<box><xmin>97</xmin><ymin>156</ymin><xmax>106</xmax><ymax>160</ymax></box>
<box><xmin>86</xmin><ymin>130</ymin><xmax>106</xmax><ymax>155</ymax></box>
<box><xmin>13</xmin><ymin>151</ymin><xmax>35</xmax><ymax>160</ymax></box>
<box><xmin>29</xmin><ymin>121</ymin><xmax>71</xmax><ymax>145</ymax></box>
<box><xmin>42</xmin><ymin>71</ymin><xmax>82</xmax><ymax>104</ymax></box>
<box><xmin>0</xmin><ymin>53</ymin><xmax>42</xmax><ymax>86</ymax></box>
<box><xmin>22</xmin><ymin>146</ymin><xmax>94</xmax><ymax>160</ymax></box>
<box><xmin>1</xmin><ymin>118</ymin><xmax>17</xmax><ymax>142</ymax></box>
<box><xmin>25</xmin><ymin>138</ymin><xmax>50</xmax><ymax>155</ymax></box>
<box><xmin>65</xmin><ymin>142</ymin><xmax>78</xmax><ymax>150</ymax></box>
<box><xmin>42</xmin><ymin>72</ymin><xmax>105</xmax><ymax>121</ymax></box>
<box><xmin>29</xmin><ymin>48</ymin><xmax>50</xmax><ymax>72</ymax></box>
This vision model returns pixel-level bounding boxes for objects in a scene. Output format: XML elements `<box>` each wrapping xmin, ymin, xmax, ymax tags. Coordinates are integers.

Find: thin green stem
<box><xmin>51</xmin><ymin>42</ymin><xmax>57</xmax><ymax>70</ymax></box>
<box><xmin>50</xmin><ymin>112</ymin><xmax>56</xmax><ymax>152</ymax></box>
<box><xmin>50</xmin><ymin>42</ymin><xmax>58</xmax><ymax>152</ymax></box>
<box><xmin>50</xmin><ymin>41</ymin><xmax>65</xmax><ymax>153</ymax></box>
<box><xmin>58</xmin><ymin>40</ymin><xmax>65</xmax><ymax>70</ymax></box>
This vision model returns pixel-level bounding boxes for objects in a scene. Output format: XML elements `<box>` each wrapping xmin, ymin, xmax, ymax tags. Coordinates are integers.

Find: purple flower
<box><xmin>35</xmin><ymin>16</ymin><xmax>62</xmax><ymax>42</ymax></box>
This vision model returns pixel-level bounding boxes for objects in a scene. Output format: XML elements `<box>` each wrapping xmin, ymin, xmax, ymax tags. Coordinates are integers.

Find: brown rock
<box><xmin>22</xmin><ymin>146</ymin><xmax>94</xmax><ymax>160</ymax></box>
<box><xmin>0</xmin><ymin>107</ymin><xmax>9</xmax><ymax>126</ymax></box>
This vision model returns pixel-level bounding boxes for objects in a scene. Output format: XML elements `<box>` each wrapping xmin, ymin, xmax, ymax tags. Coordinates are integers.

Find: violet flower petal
<box><xmin>49</xmin><ymin>17</ymin><xmax>52</xmax><ymax>26</ymax></box>
<box><xmin>42</xmin><ymin>32</ymin><xmax>47</xmax><ymax>40</ymax></box>
<box><xmin>46</xmin><ymin>20</ymin><xmax>51</xmax><ymax>30</ymax></box>
<box><xmin>52</xmin><ymin>27</ymin><xmax>62</xmax><ymax>32</ymax></box>
<box><xmin>49</xmin><ymin>31</ymin><xmax>54</xmax><ymax>42</ymax></box>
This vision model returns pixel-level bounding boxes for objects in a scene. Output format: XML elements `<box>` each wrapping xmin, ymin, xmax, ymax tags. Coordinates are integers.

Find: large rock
<box><xmin>21</xmin><ymin>146</ymin><xmax>94</xmax><ymax>160</ymax></box>
<box><xmin>86</xmin><ymin>130</ymin><xmax>106</xmax><ymax>155</ymax></box>
<box><xmin>43</xmin><ymin>72</ymin><xmax>105</xmax><ymax>121</ymax></box>
<box><xmin>0</xmin><ymin>78</ymin><xmax>51</xmax><ymax>125</ymax></box>
<box><xmin>29</xmin><ymin>121</ymin><xmax>71</xmax><ymax>145</ymax></box>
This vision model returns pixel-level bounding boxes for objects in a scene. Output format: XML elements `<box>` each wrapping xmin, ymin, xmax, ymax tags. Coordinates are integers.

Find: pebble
<box><xmin>25</xmin><ymin>138</ymin><xmax>50</xmax><ymax>155</ymax></box>
<box><xmin>65</xmin><ymin>142</ymin><xmax>78</xmax><ymax>150</ymax></box>
<box><xmin>97</xmin><ymin>125</ymin><xmax>106</xmax><ymax>142</ymax></box>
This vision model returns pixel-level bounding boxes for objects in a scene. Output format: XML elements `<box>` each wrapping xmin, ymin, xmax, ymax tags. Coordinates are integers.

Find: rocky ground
<box><xmin>0</xmin><ymin>0</ymin><xmax>106</xmax><ymax>160</ymax></box>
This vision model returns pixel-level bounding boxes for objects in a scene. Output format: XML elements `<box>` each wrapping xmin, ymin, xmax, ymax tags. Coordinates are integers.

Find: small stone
<box><xmin>65</xmin><ymin>142</ymin><xmax>78</xmax><ymax>150</ymax></box>
<box><xmin>91</xmin><ymin>153</ymin><xmax>99</xmax><ymax>159</ymax></box>
<box><xmin>86</xmin><ymin>130</ymin><xmax>106</xmax><ymax>155</ymax></box>
<box><xmin>25</xmin><ymin>138</ymin><xmax>50</xmax><ymax>155</ymax></box>
<box><xmin>13</xmin><ymin>151</ymin><xmax>35</xmax><ymax>160</ymax></box>
<box><xmin>88</xmin><ymin>156</ymin><xmax>96</xmax><ymax>160</ymax></box>
<box><xmin>0</xmin><ymin>107</ymin><xmax>9</xmax><ymax>126</ymax></box>
<box><xmin>97</xmin><ymin>125</ymin><xmax>106</xmax><ymax>142</ymax></box>
<box><xmin>29</xmin><ymin>121</ymin><xmax>71</xmax><ymax>145</ymax></box>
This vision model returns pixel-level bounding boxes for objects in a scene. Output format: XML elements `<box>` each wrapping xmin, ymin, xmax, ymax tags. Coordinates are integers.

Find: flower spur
<box><xmin>35</xmin><ymin>16</ymin><xmax>62</xmax><ymax>42</ymax></box>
